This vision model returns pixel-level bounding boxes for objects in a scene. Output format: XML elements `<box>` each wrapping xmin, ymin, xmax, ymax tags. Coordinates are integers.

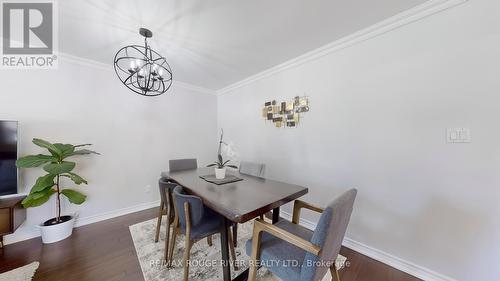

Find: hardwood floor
<box><xmin>0</xmin><ymin>208</ymin><xmax>420</xmax><ymax>281</ymax></box>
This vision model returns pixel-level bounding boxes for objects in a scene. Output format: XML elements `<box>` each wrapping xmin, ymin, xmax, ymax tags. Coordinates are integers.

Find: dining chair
<box><xmin>232</xmin><ymin>161</ymin><xmax>267</xmax><ymax>247</ymax></box>
<box><xmin>246</xmin><ymin>189</ymin><xmax>357</xmax><ymax>281</ymax></box>
<box><xmin>154</xmin><ymin>177</ymin><xmax>177</xmax><ymax>261</ymax></box>
<box><xmin>170</xmin><ymin>186</ymin><xmax>238</xmax><ymax>281</ymax></box>
<box><xmin>169</xmin><ymin>158</ymin><xmax>198</xmax><ymax>172</ymax></box>
<box><xmin>239</xmin><ymin>161</ymin><xmax>266</xmax><ymax>178</ymax></box>
<box><xmin>154</xmin><ymin>159</ymin><xmax>198</xmax><ymax>260</ymax></box>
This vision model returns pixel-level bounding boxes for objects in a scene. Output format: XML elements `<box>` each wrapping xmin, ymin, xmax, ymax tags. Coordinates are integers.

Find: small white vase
<box><xmin>38</xmin><ymin>215</ymin><xmax>76</xmax><ymax>244</ymax></box>
<box><xmin>215</xmin><ymin>167</ymin><xmax>226</xmax><ymax>179</ymax></box>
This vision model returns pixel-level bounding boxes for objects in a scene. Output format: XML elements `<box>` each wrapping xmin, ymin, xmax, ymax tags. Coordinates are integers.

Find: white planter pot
<box><xmin>38</xmin><ymin>215</ymin><xmax>76</xmax><ymax>244</ymax></box>
<box><xmin>215</xmin><ymin>167</ymin><xmax>226</xmax><ymax>179</ymax></box>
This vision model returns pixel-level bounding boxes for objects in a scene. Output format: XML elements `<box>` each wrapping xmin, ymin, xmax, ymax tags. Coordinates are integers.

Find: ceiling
<box><xmin>59</xmin><ymin>0</ymin><xmax>425</xmax><ymax>90</ymax></box>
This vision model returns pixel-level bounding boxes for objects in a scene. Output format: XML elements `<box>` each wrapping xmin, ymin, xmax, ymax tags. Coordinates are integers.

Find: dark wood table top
<box><xmin>163</xmin><ymin>168</ymin><xmax>308</xmax><ymax>223</ymax></box>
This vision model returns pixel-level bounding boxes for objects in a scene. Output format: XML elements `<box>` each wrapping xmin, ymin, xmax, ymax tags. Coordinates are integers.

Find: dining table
<box><xmin>163</xmin><ymin>167</ymin><xmax>308</xmax><ymax>281</ymax></box>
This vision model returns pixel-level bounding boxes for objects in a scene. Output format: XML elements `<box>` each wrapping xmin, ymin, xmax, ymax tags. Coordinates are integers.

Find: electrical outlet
<box><xmin>447</xmin><ymin>128</ymin><xmax>471</xmax><ymax>143</ymax></box>
<box><xmin>144</xmin><ymin>185</ymin><xmax>151</xmax><ymax>193</ymax></box>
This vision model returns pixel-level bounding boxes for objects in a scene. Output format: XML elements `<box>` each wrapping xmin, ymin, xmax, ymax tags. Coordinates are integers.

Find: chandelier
<box><xmin>113</xmin><ymin>28</ymin><xmax>173</xmax><ymax>96</ymax></box>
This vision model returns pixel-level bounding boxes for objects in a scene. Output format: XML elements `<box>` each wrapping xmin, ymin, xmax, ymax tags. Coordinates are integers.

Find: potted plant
<box><xmin>207</xmin><ymin>129</ymin><xmax>237</xmax><ymax>179</ymax></box>
<box><xmin>16</xmin><ymin>138</ymin><xmax>99</xmax><ymax>244</ymax></box>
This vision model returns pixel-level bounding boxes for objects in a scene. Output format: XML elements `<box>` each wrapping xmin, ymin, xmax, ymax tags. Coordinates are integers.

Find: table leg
<box><xmin>233</xmin><ymin>270</ymin><xmax>249</xmax><ymax>281</ymax></box>
<box><xmin>232</xmin><ymin>209</ymin><xmax>279</xmax><ymax>281</ymax></box>
<box><xmin>233</xmin><ymin>223</ymin><xmax>238</xmax><ymax>247</ymax></box>
<box><xmin>221</xmin><ymin>218</ymin><xmax>231</xmax><ymax>281</ymax></box>
<box><xmin>272</xmin><ymin>207</ymin><xmax>280</xmax><ymax>224</ymax></box>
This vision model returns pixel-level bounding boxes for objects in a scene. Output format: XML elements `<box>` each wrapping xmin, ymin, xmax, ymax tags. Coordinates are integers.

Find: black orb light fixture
<box><xmin>113</xmin><ymin>28</ymin><xmax>172</xmax><ymax>96</ymax></box>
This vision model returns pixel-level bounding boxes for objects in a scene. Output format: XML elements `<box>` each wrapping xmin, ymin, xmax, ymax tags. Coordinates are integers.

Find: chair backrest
<box><xmin>300</xmin><ymin>189</ymin><xmax>357</xmax><ymax>281</ymax></box>
<box><xmin>169</xmin><ymin>158</ymin><xmax>198</xmax><ymax>172</ymax></box>
<box><xmin>158</xmin><ymin>177</ymin><xmax>177</xmax><ymax>205</ymax></box>
<box><xmin>239</xmin><ymin>161</ymin><xmax>265</xmax><ymax>178</ymax></box>
<box><xmin>172</xmin><ymin>186</ymin><xmax>205</xmax><ymax>229</ymax></box>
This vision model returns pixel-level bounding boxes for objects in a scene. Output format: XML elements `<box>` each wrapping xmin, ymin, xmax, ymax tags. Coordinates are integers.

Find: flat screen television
<box><xmin>0</xmin><ymin>121</ymin><xmax>18</xmax><ymax>196</ymax></box>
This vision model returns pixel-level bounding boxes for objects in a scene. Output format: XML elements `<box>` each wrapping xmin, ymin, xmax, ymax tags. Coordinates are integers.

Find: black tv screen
<box><xmin>0</xmin><ymin>121</ymin><xmax>18</xmax><ymax>196</ymax></box>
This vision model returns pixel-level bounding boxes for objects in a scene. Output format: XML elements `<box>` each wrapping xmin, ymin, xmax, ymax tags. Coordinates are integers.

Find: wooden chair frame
<box><xmin>248</xmin><ymin>200</ymin><xmax>341</xmax><ymax>281</ymax></box>
<box><xmin>154</xmin><ymin>187</ymin><xmax>175</xmax><ymax>261</ymax></box>
<box><xmin>169</xmin><ymin>201</ymin><xmax>238</xmax><ymax>281</ymax></box>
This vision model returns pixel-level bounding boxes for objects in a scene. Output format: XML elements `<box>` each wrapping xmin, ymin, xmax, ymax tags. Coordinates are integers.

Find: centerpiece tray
<box><xmin>199</xmin><ymin>174</ymin><xmax>243</xmax><ymax>185</ymax></box>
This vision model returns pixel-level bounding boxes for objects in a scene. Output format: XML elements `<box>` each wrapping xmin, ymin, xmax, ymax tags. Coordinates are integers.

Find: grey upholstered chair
<box><xmin>170</xmin><ymin>186</ymin><xmax>238</xmax><ymax>281</ymax></box>
<box><xmin>246</xmin><ymin>189</ymin><xmax>357</xmax><ymax>281</ymax></box>
<box><xmin>169</xmin><ymin>158</ymin><xmax>198</xmax><ymax>172</ymax></box>
<box><xmin>239</xmin><ymin>161</ymin><xmax>266</xmax><ymax>178</ymax></box>
<box><xmin>154</xmin><ymin>159</ymin><xmax>198</xmax><ymax>260</ymax></box>
<box><xmin>154</xmin><ymin>178</ymin><xmax>177</xmax><ymax>260</ymax></box>
<box><xmin>232</xmin><ymin>161</ymin><xmax>267</xmax><ymax>246</ymax></box>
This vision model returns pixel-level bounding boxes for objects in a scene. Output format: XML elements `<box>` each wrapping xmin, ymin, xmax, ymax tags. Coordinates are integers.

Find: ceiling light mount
<box><xmin>139</xmin><ymin>28</ymin><xmax>153</xmax><ymax>38</ymax></box>
<box><xmin>113</xmin><ymin>27</ymin><xmax>172</xmax><ymax>97</ymax></box>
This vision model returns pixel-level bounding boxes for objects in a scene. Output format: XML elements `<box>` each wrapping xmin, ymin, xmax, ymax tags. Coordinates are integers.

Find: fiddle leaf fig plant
<box><xmin>16</xmin><ymin>138</ymin><xmax>99</xmax><ymax>224</ymax></box>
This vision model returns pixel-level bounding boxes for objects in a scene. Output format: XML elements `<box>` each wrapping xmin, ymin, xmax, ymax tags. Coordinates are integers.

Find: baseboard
<box><xmin>73</xmin><ymin>200</ymin><xmax>160</xmax><ymax>227</ymax></box>
<box><xmin>280</xmin><ymin>211</ymin><xmax>456</xmax><ymax>281</ymax></box>
<box><xmin>3</xmin><ymin>200</ymin><xmax>160</xmax><ymax>246</ymax></box>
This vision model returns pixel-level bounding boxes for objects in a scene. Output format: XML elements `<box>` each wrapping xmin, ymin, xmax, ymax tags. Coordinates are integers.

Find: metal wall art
<box><xmin>261</xmin><ymin>96</ymin><xmax>310</xmax><ymax>128</ymax></box>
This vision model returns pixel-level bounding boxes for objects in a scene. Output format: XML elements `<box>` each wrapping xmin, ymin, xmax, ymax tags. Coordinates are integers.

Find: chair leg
<box><xmin>168</xmin><ymin>217</ymin><xmax>179</xmax><ymax>266</ymax></box>
<box><xmin>183</xmin><ymin>202</ymin><xmax>192</xmax><ymax>281</ymax></box>
<box><xmin>207</xmin><ymin>235</ymin><xmax>213</xmax><ymax>246</ymax></box>
<box><xmin>227</xmin><ymin>227</ymin><xmax>238</xmax><ymax>271</ymax></box>
<box><xmin>154</xmin><ymin>202</ymin><xmax>164</xmax><ymax>242</ymax></box>
<box><xmin>248</xmin><ymin>227</ymin><xmax>263</xmax><ymax>281</ymax></box>
<box><xmin>330</xmin><ymin>263</ymin><xmax>340</xmax><ymax>281</ymax></box>
<box><xmin>164</xmin><ymin>201</ymin><xmax>172</xmax><ymax>262</ymax></box>
<box><xmin>183</xmin><ymin>239</ymin><xmax>192</xmax><ymax>281</ymax></box>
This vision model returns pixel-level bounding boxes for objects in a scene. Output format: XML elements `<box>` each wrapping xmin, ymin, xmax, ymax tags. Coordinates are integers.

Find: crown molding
<box><xmin>217</xmin><ymin>0</ymin><xmax>468</xmax><ymax>95</ymax></box>
<box><xmin>58</xmin><ymin>52</ymin><xmax>217</xmax><ymax>95</ymax></box>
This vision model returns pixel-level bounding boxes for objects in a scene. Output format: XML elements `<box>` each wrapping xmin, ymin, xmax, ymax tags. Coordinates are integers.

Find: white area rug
<box><xmin>0</xmin><ymin>262</ymin><xmax>39</xmax><ymax>281</ymax></box>
<box><xmin>130</xmin><ymin>218</ymin><xmax>346</xmax><ymax>281</ymax></box>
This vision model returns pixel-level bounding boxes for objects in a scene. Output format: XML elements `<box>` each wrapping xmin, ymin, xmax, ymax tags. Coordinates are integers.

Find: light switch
<box><xmin>447</xmin><ymin>128</ymin><xmax>471</xmax><ymax>143</ymax></box>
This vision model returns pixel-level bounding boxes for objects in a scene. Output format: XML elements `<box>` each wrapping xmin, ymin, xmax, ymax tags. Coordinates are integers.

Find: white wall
<box><xmin>1</xmin><ymin>58</ymin><xmax>218</xmax><ymax>243</ymax></box>
<box><xmin>218</xmin><ymin>0</ymin><xmax>500</xmax><ymax>280</ymax></box>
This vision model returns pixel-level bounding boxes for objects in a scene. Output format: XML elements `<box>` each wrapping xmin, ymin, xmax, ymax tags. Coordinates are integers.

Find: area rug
<box><xmin>0</xmin><ymin>262</ymin><xmax>39</xmax><ymax>281</ymax></box>
<box><xmin>130</xmin><ymin>218</ymin><xmax>346</xmax><ymax>281</ymax></box>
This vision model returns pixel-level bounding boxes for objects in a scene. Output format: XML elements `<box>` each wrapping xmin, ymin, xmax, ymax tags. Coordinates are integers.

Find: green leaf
<box><xmin>227</xmin><ymin>165</ymin><xmax>238</xmax><ymax>169</ymax></box>
<box><xmin>74</xmin><ymin>144</ymin><xmax>92</xmax><ymax>148</ymax></box>
<box><xmin>32</xmin><ymin>138</ymin><xmax>62</xmax><ymax>157</ymax></box>
<box><xmin>218</xmin><ymin>154</ymin><xmax>223</xmax><ymax>164</ymax></box>
<box><xmin>69</xmin><ymin>149</ymin><xmax>100</xmax><ymax>156</ymax></box>
<box><xmin>53</xmin><ymin>143</ymin><xmax>75</xmax><ymax>159</ymax></box>
<box><xmin>22</xmin><ymin>189</ymin><xmax>56</xmax><ymax>208</ymax></box>
<box><xmin>30</xmin><ymin>174</ymin><xmax>56</xmax><ymax>193</ymax></box>
<box><xmin>16</xmin><ymin>154</ymin><xmax>56</xmax><ymax>168</ymax></box>
<box><xmin>63</xmin><ymin>172</ymin><xmax>88</xmax><ymax>185</ymax></box>
<box><xmin>61</xmin><ymin>189</ymin><xmax>87</xmax><ymax>205</ymax></box>
<box><xmin>206</xmin><ymin>163</ymin><xmax>217</xmax><ymax>167</ymax></box>
<box><xmin>43</xmin><ymin>161</ymin><xmax>76</xmax><ymax>175</ymax></box>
